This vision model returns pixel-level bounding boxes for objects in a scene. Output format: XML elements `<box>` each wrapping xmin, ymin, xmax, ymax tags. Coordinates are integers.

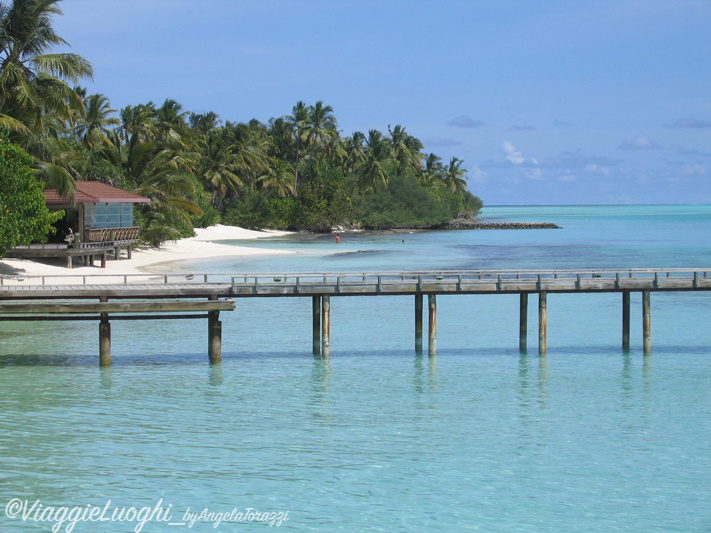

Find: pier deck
<box><xmin>1</xmin><ymin>268</ymin><xmax>709</xmax><ymax>299</ymax></box>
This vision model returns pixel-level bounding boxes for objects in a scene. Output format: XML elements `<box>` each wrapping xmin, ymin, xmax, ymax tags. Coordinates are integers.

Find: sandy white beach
<box><xmin>0</xmin><ymin>225</ymin><xmax>293</xmax><ymax>277</ymax></box>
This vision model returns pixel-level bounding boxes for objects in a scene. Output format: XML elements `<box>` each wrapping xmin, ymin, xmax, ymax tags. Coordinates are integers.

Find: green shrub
<box><xmin>0</xmin><ymin>131</ymin><xmax>62</xmax><ymax>257</ymax></box>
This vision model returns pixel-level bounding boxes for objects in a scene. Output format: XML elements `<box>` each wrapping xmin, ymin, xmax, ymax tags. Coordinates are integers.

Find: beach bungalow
<box><xmin>8</xmin><ymin>181</ymin><xmax>150</xmax><ymax>268</ymax></box>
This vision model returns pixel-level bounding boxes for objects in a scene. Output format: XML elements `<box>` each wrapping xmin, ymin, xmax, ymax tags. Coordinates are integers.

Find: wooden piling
<box><xmin>538</xmin><ymin>291</ymin><xmax>547</xmax><ymax>355</ymax></box>
<box><xmin>208</xmin><ymin>311</ymin><xmax>222</xmax><ymax>363</ymax></box>
<box><xmin>622</xmin><ymin>291</ymin><xmax>630</xmax><ymax>351</ymax></box>
<box><xmin>415</xmin><ymin>294</ymin><xmax>423</xmax><ymax>354</ymax></box>
<box><xmin>99</xmin><ymin>319</ymin><xmax>111</xmax><ymax>366</ymax></box>
<box><xmin>99</xmin><ymin>296</ymin><xmax>110</xmax><ymax>365</ymax></box>
<box><xmin>312</xmin><ymin>296</ymin><xmax>321</xmax><ymax>355</ymax></box>
<box><xmin>519</xmin><ymin>293</ymin><xmax>528</xmax><ymax>352</ymax></box>
<box><xmin>643</xmin><ymin>290</ymin><xmax>651</xmax><ymax>354</ymax></box>
<box><xmin>428</xmin><ymin>294</ymin><xmax>437</xmax><ymax>356</ymax></box>
<box><xmin>321</xmin><ymin>295</ymin><xmax>330</xmax><ymax>357</ymax></box>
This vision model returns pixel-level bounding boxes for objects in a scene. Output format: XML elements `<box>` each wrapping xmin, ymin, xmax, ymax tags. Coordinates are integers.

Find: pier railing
<box><xmin>85</xmin><ymin>226</ymin><xmax>141</xmax><ymax>244</ymax></box>
<box><xmin>1</xmin><ymin>268</ymin><xmax>709</xmax><ymax>293</ymax></box>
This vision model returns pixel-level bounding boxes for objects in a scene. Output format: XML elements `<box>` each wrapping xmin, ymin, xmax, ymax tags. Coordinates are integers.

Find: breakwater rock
<box><xmin>435</xmin><ymin>220</ymin><xmax>562</xmax><ymax>230</ymax></box>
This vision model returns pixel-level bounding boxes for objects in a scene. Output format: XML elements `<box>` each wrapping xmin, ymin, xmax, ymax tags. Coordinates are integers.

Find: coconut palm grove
<box><xmin>0</xmin><ymin>0</ymin><xmax>482</xmax><ymax>251</ymax></box>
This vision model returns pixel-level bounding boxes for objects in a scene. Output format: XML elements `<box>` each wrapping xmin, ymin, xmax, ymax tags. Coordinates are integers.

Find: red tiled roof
<box><xmin>44</xmin><ymin>181</ymin><xmax>151</xmax><ymax>205</ymax></box>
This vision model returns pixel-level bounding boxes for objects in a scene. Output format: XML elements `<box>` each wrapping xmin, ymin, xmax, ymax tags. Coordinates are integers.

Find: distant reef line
<box><xmin>332</xmin><ymin>219</ymin><xmax>562</xmax><ymax>232</ymax></box>
<box><xmin>434</xmin><ymin>219</ymin><xmax>562</xmax><ymax>230</ymax></box>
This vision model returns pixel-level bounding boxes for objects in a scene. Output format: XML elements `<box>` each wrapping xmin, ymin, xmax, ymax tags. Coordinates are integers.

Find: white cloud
<box><xmin>503</xmin><ymin>140</ymin><xmax>525</xmax><ymax>164</ymax></box>
<box><xmin>618</xmin><ymin>136</ymin><xmax>661</xmax><ymax>150</ymax></box>
<box><xmin>586</xmin><ymin>164</ymin><xmax>610</xmax><ymax>175</ymax></box>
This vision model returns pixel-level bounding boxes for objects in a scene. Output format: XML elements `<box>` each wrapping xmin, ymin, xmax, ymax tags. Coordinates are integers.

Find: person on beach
<box><xmin>334</xmin><ymin>233</ymin><xmax>341</xmax><ymax>244</ymax></box>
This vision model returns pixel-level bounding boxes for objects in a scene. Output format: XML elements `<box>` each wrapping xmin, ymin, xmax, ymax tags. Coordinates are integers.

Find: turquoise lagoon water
<box><xmin>1</xmin><ymin>205</ymin><xmax>711</xmax><ymax>532</ymax></box>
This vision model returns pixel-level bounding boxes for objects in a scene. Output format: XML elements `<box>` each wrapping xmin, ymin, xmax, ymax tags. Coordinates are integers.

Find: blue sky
<box><xmin>54</xmin><ymin>0</ymin><xmax>711</xmax><ymax>205</ymax></box>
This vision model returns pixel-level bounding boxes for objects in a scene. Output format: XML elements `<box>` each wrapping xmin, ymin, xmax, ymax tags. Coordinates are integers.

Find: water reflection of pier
<box><xmin>0</xmin><ymin>268</ymin><xmax>708</xmax><ymax>365</ymax></box>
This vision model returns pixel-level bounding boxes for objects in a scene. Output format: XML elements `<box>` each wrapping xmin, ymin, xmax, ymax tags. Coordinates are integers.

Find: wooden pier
<box><xmin>0</xmin><ymin>268</ymin><xmax>709</xmax><ymax>364</ymax></box>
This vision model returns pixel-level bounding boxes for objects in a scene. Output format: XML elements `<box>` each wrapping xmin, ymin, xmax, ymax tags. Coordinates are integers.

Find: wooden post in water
<box><xmin>99</xmin><ymin>296</ymin><xmax>110</xmax><ymax>365</ymax></box>
<box><xmin>312</xmin><ymin>296</ymin><xmax>321</xmax><ymax>355</ymax></box>
<box><xmin>538</xmin><ymin>291</ymin><xmax>547</xmax><ymax>355</ymax></box>
<box><xmin>622</xmin><ymin>290</ymin><xmax>631</xmax><ymax>351</ymax></box>
<box><xmin>207</xmin><ymin>295</ymin><xmax>222</xmax><ymax>363</ymax></box>
<box><xmin>428</xmin><ymin>294</ymin><xmax>437</xmax><ymax>356</ymax></box>
<box><xmin>643</xmin><ymin>290</ymin><xmax>651</xmax><ymax>354</ymax></box>
<box><xmin>415</xmin><ymin>294</ymin><xmax>423</xmax><ymax>354</ymax></box>
<box><xmin>519</xmin><ymin>293</ymin><xmax>528</xmax><ymax>352</ymax></box>
<box><xmin>99</xmin><ymin>319</ymin><xmax>111</xmax><ymax>366</ymax></box>
<box><xmin>208</xmin><ymin>311</ymin><xmax>222</xmax><ymax>363</ymax></box>
<box><xmin>321</xmin><ymin>295</ymin><xmax>330</xmax><ymax>357</ymax></box>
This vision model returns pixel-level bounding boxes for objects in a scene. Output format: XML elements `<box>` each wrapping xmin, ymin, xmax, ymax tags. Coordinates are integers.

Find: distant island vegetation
<box><xmin>0</xmin><ymin>0</ymin><xmax>482</xmax><ymax>253</ymax></box>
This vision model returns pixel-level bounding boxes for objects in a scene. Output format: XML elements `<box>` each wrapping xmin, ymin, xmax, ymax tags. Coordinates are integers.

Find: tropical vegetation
<box><xmin>0</xmin><ymin>128</ymin><xmax>60</xmax><ymax>256</ymax></box>
<box><xmin>0</xmin><ymin>0</ymin><xmax>482</xmax><ymax>250</ymax></box>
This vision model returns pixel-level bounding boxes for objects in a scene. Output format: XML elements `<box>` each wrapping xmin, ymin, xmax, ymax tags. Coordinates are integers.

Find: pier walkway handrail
<box><xmin>0</xmin><ymin>268</ymin><xmax>709</xmax><ymax>295</ymax></box>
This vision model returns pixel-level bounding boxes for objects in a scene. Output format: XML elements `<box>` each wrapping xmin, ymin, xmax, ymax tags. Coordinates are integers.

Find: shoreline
<box><xmin>0</xmin><ymin>225</ymin><xmax>294</xmax><ymax>278</ymax></box>
<box><xmin>0</xmin><ymin>219</ymin><xmax>562</xmax><ymax>278</ymax></box>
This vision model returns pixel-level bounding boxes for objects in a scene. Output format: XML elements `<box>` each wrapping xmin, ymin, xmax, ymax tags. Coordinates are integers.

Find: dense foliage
<box><xmin>0</xmin><ymin>0</ymin><xmax>483</xmax><ymax>246</ymax></box>
<box><xmin>0</xmin><ymin>129</ymin><xmax>60</xmax><ymax>256</ymax></box>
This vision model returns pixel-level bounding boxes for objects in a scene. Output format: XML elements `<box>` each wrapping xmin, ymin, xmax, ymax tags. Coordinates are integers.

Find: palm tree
<box><xmin>442</xmin><ymin>156</ymin><xmax>469</xmax><ymax>193</ymax></box>
<box><xmin>403</xmin><ymin>132</ymin><xmax>424</xmax><ymax>175</ymax></box>
<box><xmin>356</xmin><ymin>129</ymin><xmax>395</xmax><ymax>193</ymax></box>
<box><xmin>189</xmin><ymin>111</ymin><xmax>221</xmax><ymax>137</ymax></box>
<box><xmin>224</xmin><ymin>120</ymin><xmax>270</xmax><ymax>187</ymax></box>
<box><xmin>302</xmin><ymin>100</ymin><xmax>337</xmax><ymax>181</ymax></box>
<box><xmin>387</xmin><ymin>124</ymin><xmax>424</xmax><ymax>177</ymax></box>
<box><xmin>282</xmin><ymin>100</ymin><xmax>308</xmax><ymax>189</ymax></box>
<box><xmin>387</xmin><ymin>124</ymin><xmax>411</xmax><ymax>172</ymax></box>
<box><xmin>126</xmin><ymin>142</ymin><xmax>202</xmax><ymax>244</ymax></box>
<box><xmin>74</xmin><ymin>93</ymin><xmax>119</xmax><ymax>150</ymax></box>
<box><xmin>343</xmin><ymin>131</ymin><xmax>366</xmax><ymax>175</ymax></box>
<box><xmin>155</xmin><ymin>98</ymin><xmax>189</xmax><ymax>146</ymax></box>
<box><xmin>198</xmin><ymin>128</ymin><xmax>242</xmax><ymax>209</ymax></box>
<box><xmin>0</xmin><ymin>0</ymin><xmax>93</xmax><ymax>133</ymax></box>
<box><xmin>258</xmin><ymin>158</ymin><xmax>295</xmax><ymax>200</ymax></box>
<box><xmin>422</xmin><ymin>152</ymin><xmax>443</xmax><ymax>183</ymax></box>
<box><xmin>119</xmin><ymin>103</ymin><xmax>156</xmax><ymax>144</ymax></box>
<box><xmin>25</xmin><ymin>130</ymin><xmax>82</xmax><ymax>194</ymax></box>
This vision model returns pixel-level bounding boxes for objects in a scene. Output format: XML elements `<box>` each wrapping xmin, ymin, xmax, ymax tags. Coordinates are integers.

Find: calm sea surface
<box><xmin>1</xmin><ymin>205</ymin><xmax>710</xmax><ymax>532</ymax></box>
